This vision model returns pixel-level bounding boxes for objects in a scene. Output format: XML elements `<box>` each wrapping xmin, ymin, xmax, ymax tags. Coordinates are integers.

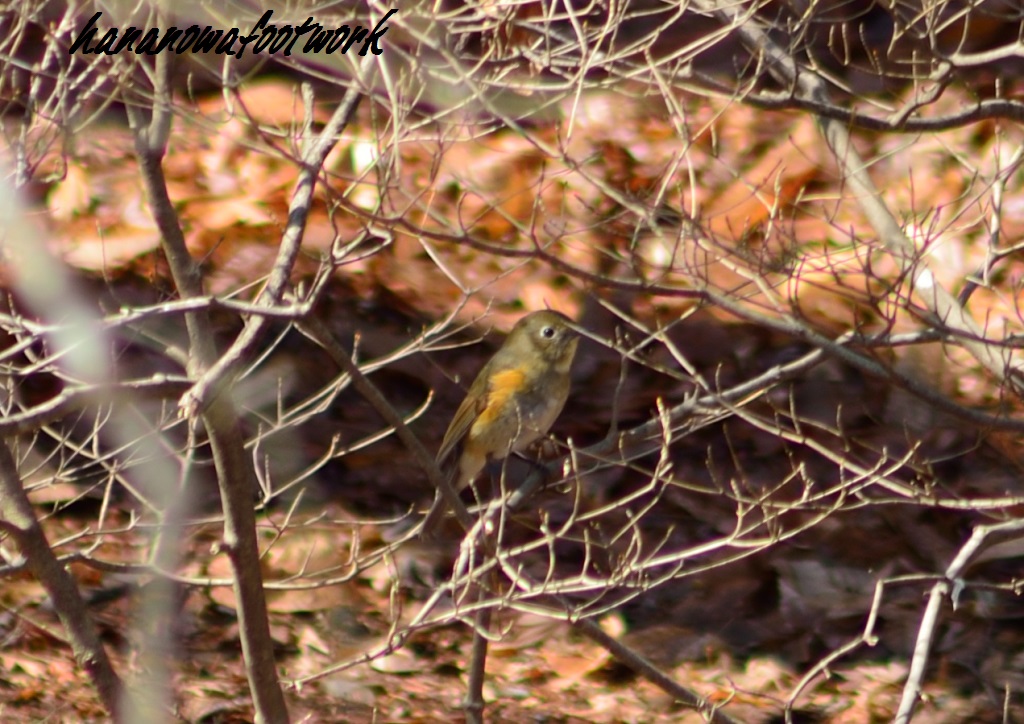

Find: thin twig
<box><xmin>896</xmin><ymin>519</ymin><xmax>1024</xmax><ymax>723</ymax></box>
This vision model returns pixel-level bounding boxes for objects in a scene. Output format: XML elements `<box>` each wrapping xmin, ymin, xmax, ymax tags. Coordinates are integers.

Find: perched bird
<box><xmin>421</xmin><ymin>310</ymin><xmax>580</xmax><ymax>537</ymax></box>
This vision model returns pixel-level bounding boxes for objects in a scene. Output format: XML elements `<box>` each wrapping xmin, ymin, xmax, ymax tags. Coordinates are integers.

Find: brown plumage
<box><xmin>422</xmin><ymin>310</ymin><xmax>579</xmax><ymax>537</ymax></box>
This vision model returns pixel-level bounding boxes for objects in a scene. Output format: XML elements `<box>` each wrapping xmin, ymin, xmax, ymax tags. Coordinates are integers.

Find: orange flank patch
<box><xmin>477</xmin><ymin>368</ymin><xmax>527</xmax><ymax>427</ymax></box>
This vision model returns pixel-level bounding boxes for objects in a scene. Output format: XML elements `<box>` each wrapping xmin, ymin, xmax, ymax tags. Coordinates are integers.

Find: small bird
<box><xmin>421</xmin><ymin>310</ymin><xmax>580</xmax><ymax>537</ymax></box>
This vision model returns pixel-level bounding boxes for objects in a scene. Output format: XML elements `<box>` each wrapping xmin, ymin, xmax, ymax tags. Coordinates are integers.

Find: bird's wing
<box><xmin>436</xmin><ymin>364</ymin><xmax>528</xmax><ymax>465</ymax></box>
<box><xmin>436</xmin><ymin>369</ymin><xmax>492</xmax><ymax>468</ymax></box>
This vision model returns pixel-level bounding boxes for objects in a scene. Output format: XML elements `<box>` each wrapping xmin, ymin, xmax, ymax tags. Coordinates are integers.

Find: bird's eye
<box><xmin>541</xmin><ymin>326</ymin><xmax>556</xmax><ymax>339</ymax></box>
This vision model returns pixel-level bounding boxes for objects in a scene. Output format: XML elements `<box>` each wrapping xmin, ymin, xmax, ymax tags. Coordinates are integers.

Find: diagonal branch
<box><xmin>177</xmin><ymin>54</ymin><xmax>377</xmax><ymax>420</ymax></box>
<box><xmin>691</xmin><ymin>0</ymin><xmax>1024</xmax><ymax>398</ymax></box>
